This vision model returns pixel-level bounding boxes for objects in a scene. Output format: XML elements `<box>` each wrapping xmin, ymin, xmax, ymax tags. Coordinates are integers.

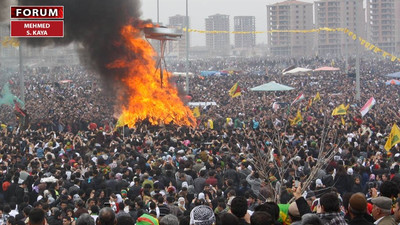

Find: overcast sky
<box><xmin>140</xmin><ymin>0</ymin><xmax>314</xmax><ymax>46</ymax></box>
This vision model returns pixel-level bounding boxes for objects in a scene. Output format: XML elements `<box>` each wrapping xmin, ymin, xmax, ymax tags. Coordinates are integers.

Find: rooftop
<box><xmin>272</xmin><ymin>0</ymin><xmax>312</xmax><ymax>6</ymax></box>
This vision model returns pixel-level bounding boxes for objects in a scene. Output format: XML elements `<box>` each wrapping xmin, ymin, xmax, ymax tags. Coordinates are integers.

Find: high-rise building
<box><xmin>168</xmin><ymin>14</ymin><xmax>189</xmax><ymax>59</ymax></box>
<box><xmin>205</xmin><ymin>14</ymin><xmax>230</xmax><ymax>56</ymax></box>
<box><xmin>267</xmin><ymin>0</ymin><xmax>314</xmax><ymax>57</ymax></box>
<box><xmin>315</xmin><ymin>0</ymin><xmax>365</xmax><ymax>57</ymax></box>
<box><xmin>234</xmin><ymin>16</ymin><xmax>256</xmax><ymax>48</ymax></box>
<box><xmin>366</xmin><ymin>0</ymin><xmax>400</xmax><ymax>54</ymax></box>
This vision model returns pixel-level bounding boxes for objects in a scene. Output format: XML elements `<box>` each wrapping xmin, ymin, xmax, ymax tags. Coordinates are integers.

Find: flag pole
<box><xmin>240</xmin><ymin>93</ymin><xmax>245</xmax><ymax>114</ymax></box>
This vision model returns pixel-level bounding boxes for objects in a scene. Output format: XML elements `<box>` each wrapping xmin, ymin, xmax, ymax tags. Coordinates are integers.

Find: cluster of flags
<box><xmin>190</xmin><ymin>86</ymin><xmax>400</xmax><ymax>152</ymax></box>
<box><xmin>286</xmin><ymin>92</ymin><xmax>378</xmax><ymax>127</ymax></box>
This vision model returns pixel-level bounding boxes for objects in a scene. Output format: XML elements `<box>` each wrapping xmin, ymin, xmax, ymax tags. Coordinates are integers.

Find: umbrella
<box><xmin>250</xmin><ymin>81</ymin><xmax>294</xmax><ymax>92</ymax></box>
<box><xmin>283</xmin><ymin>67</ymin><xmax>312</xmax><ymax>75</ymax></box>
<box><xmin>314</xmin><ymin>67</ymin><xmax>340</xmax><ymax>72</ymax></box>
<box><xmin>385</xmin><ymin>72</ymin><xmax>400</xmax><ymax>78</ymax></box>
<box><xmin>385</xmin><ymin>79</ymin><xmax>400</xmax><ymax>85</ymax></box>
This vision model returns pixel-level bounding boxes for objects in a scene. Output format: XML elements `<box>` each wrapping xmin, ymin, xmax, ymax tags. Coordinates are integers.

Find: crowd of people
<box><xmin>0</xmin><ymin>56</ymin><xmax>400</xmax><ymax>225</ymax></box>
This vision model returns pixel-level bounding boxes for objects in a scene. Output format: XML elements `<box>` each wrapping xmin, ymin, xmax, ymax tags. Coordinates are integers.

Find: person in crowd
<box><xmin>250</xmin><ymin>211</ymin><xmax>274</xmax><ymax>225</ymax></box>
<box><xmin>230</xmin><ymin>197</ymin><xmax>250</xmax><ymax>225</ymax></box>
<box><xmin>189</xmin><ymin>205</ymin><xmax>215</xmax><ymax>225</ymax></box>
<box><xmin>371</xmin><ymin>197</ymin><xmax>396</xmax><ymax>225</ymax></box>
<box><xmin>76</xmin><ymin>213</ymin><xmax>95</xmax><ymax>225</ymax></box>
<box><xmin>160</xmin><ymin>214</ymin><xmax>179</xmax><ymax>225</ymax></box>
<box><xmin>1</xmin><ymin>57</ymin><xmax>400</xmax><ymax>225</ymax></box>
<box><xmin>347</xmin><ymin>193</ymin><xmax>373</xmax><ymax>225</ymax></box>
<box><xmin>28</xmin><ymin>208</ymin><xmax>46</xmax><ymax>225</ymax></box>
<box><xmin>97</xmin><ymin>208</ymin><xmax>116</xmax><ymax>225</ymax></box>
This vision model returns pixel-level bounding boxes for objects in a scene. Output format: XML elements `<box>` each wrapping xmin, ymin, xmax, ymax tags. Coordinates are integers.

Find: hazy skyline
<box><xmin>140</xmin><ymin>0</ymin><xmax>314</xmax><ymax>46</ymax></box>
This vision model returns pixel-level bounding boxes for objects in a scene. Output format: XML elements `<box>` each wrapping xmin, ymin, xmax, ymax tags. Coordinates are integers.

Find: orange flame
<box><xmin>108</xmin><ymin>24</ymin><xmax>195</xmax><ymax>127</ymax></box>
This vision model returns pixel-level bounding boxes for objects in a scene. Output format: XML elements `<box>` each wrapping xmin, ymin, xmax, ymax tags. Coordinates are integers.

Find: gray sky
<box><xmin>140</xmin><ymin>0</ymin><xmax>314</xmax><ymax>46</ymax></box>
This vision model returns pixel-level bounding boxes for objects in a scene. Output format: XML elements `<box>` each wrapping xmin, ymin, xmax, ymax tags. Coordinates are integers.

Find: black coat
<box><xmin>334</xmin><ymin>174</ymin><xmax>351</xmax><ymax>195</ymax></box>
<box><xmin>348</xmin><ymin>215</ymin><xmax>374</xmax><ymax>225</ymax></box>
<box><xmin>15</xmin><ymin>186</ymin><xmax>25</xmax><ymax>204</ymax></box>
<box><xmin>47</xmin><ymin>216</ymin><xmax>62</xmax><ymax>225</ymax></box>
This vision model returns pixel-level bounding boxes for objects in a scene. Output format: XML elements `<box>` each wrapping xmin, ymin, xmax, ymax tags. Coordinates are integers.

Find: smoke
<box><xmin>0</xmin><ymin>83</ymin><xmax>24</xmax><ymax>107</ymax></box>
<box><xmin>18</xmin><ymin>0</ymin><xmax>142</xmax><ymax>81</ymax></box>
<box><xmin>0</xmin><ymin>0</ymin><xmax>13</xmax><ymax>22</ymax></box>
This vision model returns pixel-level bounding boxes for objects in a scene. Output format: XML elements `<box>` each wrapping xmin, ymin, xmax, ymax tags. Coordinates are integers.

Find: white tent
<box><xmin>283</xmin><ymin>67</ymin><xmax>312</xmax><ymax>75</ymax></box>
<box><xmin>172</xmin><ymin>72</ymin><xmax>194</xmax><ymax>77</ymax></box>
<box><xmin>250</xmin><ymin>81</ymin><xmax>294</xmax><ymax>92</ymax></box>
<box><xmin>188</xmin><ymin>102</ymin><xmax>218</xmax><ymax>106</ymax></box>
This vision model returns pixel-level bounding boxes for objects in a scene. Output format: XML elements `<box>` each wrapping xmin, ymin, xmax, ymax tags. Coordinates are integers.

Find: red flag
<box><xmin>15</xmin><ymin>103</ymin><xmax>26</xmax><ymax>117</ymax></box>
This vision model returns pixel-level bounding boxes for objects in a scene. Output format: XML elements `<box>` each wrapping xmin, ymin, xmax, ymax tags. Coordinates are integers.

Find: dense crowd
<box><xmin>0</xmin><ymin>56</ymin><xmax>400</xmax><ymax>225</ymax></box>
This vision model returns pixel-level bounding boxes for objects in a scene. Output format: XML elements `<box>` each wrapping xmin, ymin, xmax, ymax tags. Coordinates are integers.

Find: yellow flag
<box><xmin>207</xmin><ymin>119</ymin><xmax>214</xmax><ymax>129</ymax></box>
<box><xmin>308</xmin><ymin>98</ymin><xmax>313</xmax><ymax>108</ymax></box>
<box><xmin>341</xmin><ymin>117</ymin><xmax>345</xmax><ymax>126</ymax></box>
<box><xmin>314</xmin><ymin>92</ymin><xmax>321</xmax><ymax>102</ymax></box>
<box><xmin>332</xmin><ymin>104</ymin><xmax>349</xmax><ymax>116</ymax></box>
<box><xmin>384</xmin><ymin>123</ymin><xmax>400</xmax><ymax>151</ymax></box>
<box><xmin>226</xmin><ymin>118</ymin><xmax>232</xmax><ymax>125</ymax></box>
<box><xmin>290</xmin><ymin>110</ymin><xmax>303</xmax><ymax>126</ymax></box>
<box><xmin>229</xmin><ymin>82</ymin><xmax>241</xmax><ymax>98</ymax></box>
<box><xmin>193</xmin><ymin>107</ymin><xmax>200</xmax><ymax>118</ymax></box>
<box><xmin>114</xmin><ymin>115</ymin><xmax>125</xmax><ymax>131</ymax></box>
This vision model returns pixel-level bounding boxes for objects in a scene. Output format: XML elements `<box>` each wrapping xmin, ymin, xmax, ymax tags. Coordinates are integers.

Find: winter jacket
<box><xmin>348</xmin><ymin>215</ymin><xmax>373</xmax><ymax>225</ymax></box>
<box><xmin>318</xmin><ymin>212</ymin><xmax>348</xmax><ymax>225</ymax></box>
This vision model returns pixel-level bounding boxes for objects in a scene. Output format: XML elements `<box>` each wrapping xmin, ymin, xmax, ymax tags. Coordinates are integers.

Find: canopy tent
<box><xmin>172</xmin><ymin>72</ymin><xmax>194</xmax><ymax>77</ymax></box>
<box><xmin>385</xmin><ymin>72</ymin><xmax>400</xmax><ymax>78</ymax></box>
<box><xmin>283</xmin><ymin>67</ymin><xmax>312</xmax><ymax>75</ymax></box>
<box><xmin>314</xmin><ymin>67</ymin><xmax>340</xmax><ymax>72</ymax></box>
<box><xmin>385</xmin><ymin>79</ymin><xmax>400</xmax><ymax>85</ymax></box>
<box><xmin>250</xmin><ymin>81</ymin><xmax>294</xmax><ymax>92</ymax></box>
<box><xmin>200</xmin><ymin>71</ymin><xmax>226</xmax><ymax>76</ymax></box>
<box><xmin>223</xmin><ymin>67</ymin><xmax>240</xmax><ymax>72</ymax></box>
<box><xmin>188</xmin><ymin>102</ymin><xmax>218</xmax><ymax>106</ymax></box>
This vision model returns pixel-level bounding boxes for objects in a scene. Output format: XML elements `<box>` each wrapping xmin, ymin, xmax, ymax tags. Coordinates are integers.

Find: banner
<box><xmin>183</xmin><ymin>27</ymin><xmax>400</xmax><ymax>63</ymax></box>
<box><xmin>182</xmin><ymin>27</ymin><xmax>346</xmax><ymax>34</ymax></box>
<box><xmin>1</xmin><ymin>37</ymin><xmax>20</xmax><ymax>47</ymax></box>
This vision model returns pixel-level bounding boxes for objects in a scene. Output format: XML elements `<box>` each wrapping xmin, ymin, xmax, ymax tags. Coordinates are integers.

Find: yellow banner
<box><xmin>1</xmin><ymin>37</ymin><xmax>20</xmax><ymax>48</ymax></box>
<box><xmin>183</xmin><ymin>27</ymin><xmax>345</xmax><ymax>34</ymax></box>
<box><xmin>183</xmin><ymin>27</ymin><xmax>399</xmax><ymax>62</ymax></box>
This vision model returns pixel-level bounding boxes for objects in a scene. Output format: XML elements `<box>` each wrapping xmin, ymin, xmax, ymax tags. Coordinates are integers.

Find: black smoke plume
<box><xmin>18</xmin><ymin>0</ymin><xmax>142</xmax><ymax>81</ymax></box>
